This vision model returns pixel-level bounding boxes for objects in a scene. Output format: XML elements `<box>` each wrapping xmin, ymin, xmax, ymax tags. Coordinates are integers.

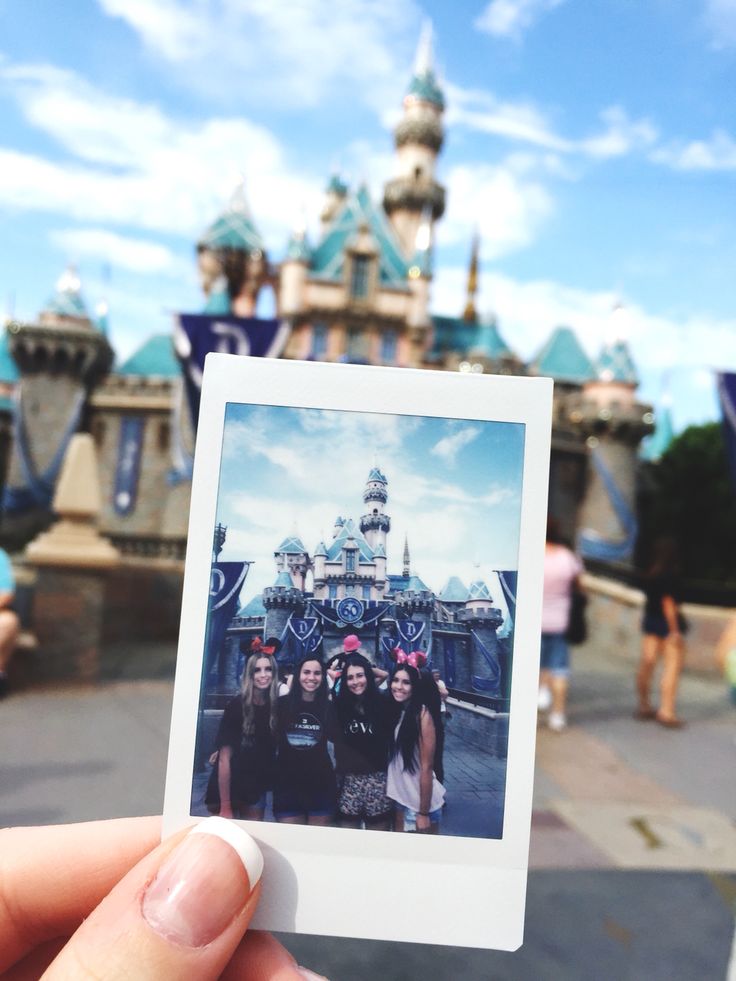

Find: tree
<box><xmin>637</xmin><ymin>422</ymin><xmax>736</xmax><ymax>583</ymax></box>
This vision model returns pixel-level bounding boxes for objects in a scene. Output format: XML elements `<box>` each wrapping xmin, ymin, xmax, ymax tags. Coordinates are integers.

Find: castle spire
<box><xmin>462</xmin><ymin>232</ymin><xmax>479</xmax><ymax>323</ymax></box>
<box><xmin>414</xmin><ymin>19</ymin><xmax>434</xmax><ymax>76</ymax></box>
<box><xmin>403</xmin><ymin>535</ymin><xmax>410</xmax><ymax>578</ymax></box>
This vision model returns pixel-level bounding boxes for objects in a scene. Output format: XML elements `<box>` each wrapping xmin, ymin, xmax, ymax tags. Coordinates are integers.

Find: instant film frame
<box><xmin>163</xmin><ymin>355</ymin><xmax>552</xmax><ymax>951</ymax></box>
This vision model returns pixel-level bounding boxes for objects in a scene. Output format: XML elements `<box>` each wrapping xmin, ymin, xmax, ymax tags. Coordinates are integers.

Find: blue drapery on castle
<box><xmin>205</xmin><ymin>561</ymin><xmax>250</xmax><ymax>689</ymax></box>
<box><xmin>578</xmin><ymin>446</ymin><xmax>637</xmax><ymax>561</ymax></box>
<box><xmin>113</xmin><ymin>416</ymin><xmax>144</xmax><ymax>515</ymax></box>
<box><xmin>471</xmin><ymin>629</ymin><xmax>502</xmax><ymax>696</ymax></box>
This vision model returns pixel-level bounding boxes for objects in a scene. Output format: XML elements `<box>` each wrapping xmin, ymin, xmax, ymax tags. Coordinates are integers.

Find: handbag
<box><xmin>566</xmin><ymin>586</ymin><xmax>588</xmax><ymax>645</ymax></box>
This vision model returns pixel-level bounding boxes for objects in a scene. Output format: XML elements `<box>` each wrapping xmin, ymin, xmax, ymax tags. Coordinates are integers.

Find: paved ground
<box><xmin>2</xmin><ymin>641</ymin><xmax>734</xmax><ymax>979</ymax></box>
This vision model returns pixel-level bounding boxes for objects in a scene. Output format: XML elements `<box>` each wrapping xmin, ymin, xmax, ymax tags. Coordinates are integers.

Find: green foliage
<box><xmin>640</xmin><ymin>422</ymin><xmax>736</xmax><ymax>582</ymax></box>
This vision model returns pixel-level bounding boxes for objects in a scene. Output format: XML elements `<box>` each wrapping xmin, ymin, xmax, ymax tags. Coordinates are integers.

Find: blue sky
<box><xmin>216</xmin><ymin>403</ymin><xmax>525</xmax><ymax>605</ymax></box>
<box><xmin>1</xmin><ymin>0</ymin><xmax>735</xmax><ymax>430</ymax></box>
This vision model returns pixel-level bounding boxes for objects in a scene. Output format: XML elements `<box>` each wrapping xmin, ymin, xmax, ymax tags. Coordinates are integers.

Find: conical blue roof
<box><xmin>406</xmin><ymin>574</ymin><xmax>430</xmax><ymax>592</ymax></box>
<box><xmin>367</xmin><ymin>467</ymin><xmax>387</xmax><ymax>484</ymax></box>
<box><xmin>325</xmin><ymin>518</ymin><xmax>374</xmax><ymax>562</ymax></box>
<box><xmin>43</xmin><ymin>268</ymin><xmax>90</xmax><ymax>320</ymax></box>
<box><xmin>314</xmin><ymin>540</ymin><xmax>327</xmax><ymax>557</ymax></box>
<box><xmin>641</xmin><ymin>406</ymin><xmax>675</xmax><ymax>462</ymax></box>
<box><xmin>439</xmin><ymin>576</ymin><xmax>469</xmax><ymax>603</ymax></box>
<box><xmin>406</xmin><ymin>69</ymin><xmax>445</xmax><ymax>109</ymax></box>
<box><xmin>326</xmin><ymin>174</ymin><xmax>348</xmax><ymax>196</ymax></box>
<box><xmin>274</xmin><ymin>571</ymin><xmax>294</xmax><ymax>587</ymax></box>
<box><xmin>470</xmin><ymin>317</ymin><xmax>512</xmax><ymax>359</ymax></box>
<box><xmin>469</xmin><ymin>580</ymin><xmax>492</xmax><ymax>601</ymax></box>
<box><xmin>530</xmin><ymin>326</ymin><xmax>594</xmax><ymax>384</ymax></box>
<box><xmin>118</xmin><ymin>335</ymin><xmax>180</xmax><ymax>377</ymax></box>
<box><xmin>311</xmin><ymin>185</ymin><xmax>409</xmax><ymax>285</ymax></box>
<box><xmin>238</xmin><ymin>594</ymin><xmax>266</xmax><ymax>617</ymax></box>
<box><xmin>595</xmin><ymin>339</ymin><xmax>638</xmax><ymax>385</ymax></box>
<box><xmin>285</xmin><ymin>229</ymin><xmax>311</xmax><ymax>262</ymax></box>
<box><xmin>275</xmin><ymin>534</ymin><xmax>307</xmax><ymax>554</ymax></box>
<box><xmin>200</xmin><ymin>185</ymin><xmax>264</xmax><ymax>253</ymax></box>
<box><xmin>0</xmin><ymin>330</ymin><xmax>19</xmax><ymax>384</ymax></box>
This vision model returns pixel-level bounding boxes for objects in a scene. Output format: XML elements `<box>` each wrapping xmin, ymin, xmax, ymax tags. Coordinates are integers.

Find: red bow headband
<box><xmin>391</xmin><ymin>647</ymin><xmax>427</xmax><ymax>669</ymax></box>
<box><xmin>250</xmin><ymin>636</ymin><xmax>276</xmax><ymax>656</ymax></box>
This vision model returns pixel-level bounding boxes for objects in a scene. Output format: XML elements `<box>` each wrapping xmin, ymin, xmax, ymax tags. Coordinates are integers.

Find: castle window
<box><xmin>362</xmin><ymin>585</ymin><xmax>371</xmax><ymax>600</ymax></box>
<box><xmin>345</xmin><ymin>550</ymin><xmax>355</xmax><ymax>572</ymax></box>
<box><xmin>350</xmin><ymin>255</ymin><xmax>370</xmax><ymax>299</ymax></box>
<box><xmin>346</xmin><ymin>584</ymin><xmax>355</xmax><ymax>596</ymax></box>
<box><xmin>311</xmin><ymin>322</ymin><xmax>328</xmax><ymax>359</ymax></box>
<box><xmin>380</xmin><ymin>329</ymin><xmax>397</xmax><ymax>363</ymax></box>
<box><xmin>328</xmin><ymin>584</ymin><xmax>337</xmax><ymax>600</ymax></box>
<box><xmin>346</xmin><ymin>326</ymin><xmax>368</xmax><ymax>363</ymax></box>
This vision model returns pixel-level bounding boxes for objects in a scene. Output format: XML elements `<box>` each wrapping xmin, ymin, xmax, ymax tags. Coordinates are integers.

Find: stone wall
<box><xmin>581</xmin><ymin>573</ymin><xmax>730</xmax><ymax>674</ymax></box>
<box><xmin>446</xmin><ymin>699</ymin><xmax>509</xmax><ymax>759</ymax></box>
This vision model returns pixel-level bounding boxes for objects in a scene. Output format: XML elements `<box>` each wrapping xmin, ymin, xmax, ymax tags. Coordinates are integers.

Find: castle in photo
<box><xmin>0</xmin><ymin>29</ymin><xmax>655</xmax><ymax>604</ymax></box>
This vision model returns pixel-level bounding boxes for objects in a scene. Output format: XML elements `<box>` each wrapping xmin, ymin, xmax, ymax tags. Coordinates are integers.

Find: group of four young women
<box><xmin>211</xmin><ymin>639</ymin><xmax>446</xmax><ymax>834</ymax></box>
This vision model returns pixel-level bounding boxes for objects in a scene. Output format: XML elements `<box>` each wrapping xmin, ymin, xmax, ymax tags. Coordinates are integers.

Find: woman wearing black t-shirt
<box><xmin>213</xmin><ymin>645</ymin><xmax>280</xmax><ymax>819</ymax></box>
<box><xmin>273</xmin><ymin>656</ymin><xmax>336</xmax><ymax>826</ymax></box>
<box><xmin>332</xmin><ymin>652</ymin><xmax>393</xmax><ymax>831</ymax></box>
<box><xmin>636</xmin><ymin>537</ymin><xmax>686</xmax><ymax>728</ymax></box>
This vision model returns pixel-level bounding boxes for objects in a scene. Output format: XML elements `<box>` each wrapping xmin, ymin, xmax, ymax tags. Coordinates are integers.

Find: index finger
<box><xmin>0</xmin><ymin>816</ymin><xmax>160</xmax><ymax>973</ymax></box>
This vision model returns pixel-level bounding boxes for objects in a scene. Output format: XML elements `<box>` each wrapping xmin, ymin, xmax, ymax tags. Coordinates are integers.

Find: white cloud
<box><xmin>703</xmin><ymin>0</ymin><xmax>736</xmax><ymax>49</ymax></box>
<box><xmin>580</xmin><ymin>106</ymin><xmax>658</xmax><ymax>159</ymax></box>
<box><xmin>97</xmin><ymin>0</ymin><xmax>419</xmax><ymax>111</ymax></box>
<box><xmin>0</xmin><ymin>61</ymin><xmax>324</xmax><ymax>245</ymax></box>
<box><xmin>650</xmin><ymin>129</ymin><xmax>736</xmax><ymax>171</ymax></box>
<box><xmin>446</xmin><ymin>82</ymin><xmax>571</xmax><ymax>152</ymax></box>
<box><xmin>49</xmin><ymin>228</ymin><xmax>182</xmax><ymax>275</ymax></box>
<box><xmin>430</xmin><ymin>425</ymin><xmax>481</xmax><ymax>464</ymax></box>
<box><xmin>475</xmin><ymin>0</ymin><xmax>567</xmax><ymax>41</ymax></box>
<box><xmin>439</xmin><ymin>159</ymin><xmax>554</xmax><ymax>258</ymax></box>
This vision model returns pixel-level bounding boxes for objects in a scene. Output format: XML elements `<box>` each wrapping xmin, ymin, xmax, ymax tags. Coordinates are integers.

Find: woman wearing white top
<box><xmin>386</xmin><ymin>652</ymin><xmax>445</xmax><ymax>833</ymax></box>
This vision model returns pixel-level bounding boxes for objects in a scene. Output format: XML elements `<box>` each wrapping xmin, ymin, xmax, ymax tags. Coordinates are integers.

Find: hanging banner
<box><xmin>718</xmin><ymin>372</ymin><xmax>736</xmax><ymax>490</ymax></box>
<box><xmin>579</xmin><ymin>446</ymin><xmax>637</xmax><ymax>562</ymax></box>
<box><xmin>471</xmin><ymin>629</ymin><xmax>502</xmax><ymax>696</ymax></box>
<box><xmin>204</xmin><ymin>561</ymin><xmax>250</xmax><ymax>689</ymax></box>
<box><xmin>396</xmin><ymin>619</ymin><xmax>425</xmax><ymax>649</ymax></box>
<box><xmin>113</xmin><ymin>415</ymin><xmax>144</xmax><ymax>515</ymax></box>
<box><xmin>287</xmin><ymin>616</ymin><xmax>322</xmax><ymax>662</ymax></box>
<box><xmin>442</xmin><ymin>637</ymin><xmax>457</xmax><ymax>687</ymax></box>
<box><xmin>309</xmin><ymin>599</ymin><xmax>391</xmax><ymax>630</ymax></box>
<box><xmin>174</xmin><ymin>314</ymin><xmax>291</xmax><ymax>429</ymax></box>
<box><xmin>3</xmin><ymin>387</ymin><xmax>85</xmax><ymax>513</ymax></box>
<box><xmin>497</xmin><ymin>571</ymin><xmax>517</xmax><ymax>626</ymax></box>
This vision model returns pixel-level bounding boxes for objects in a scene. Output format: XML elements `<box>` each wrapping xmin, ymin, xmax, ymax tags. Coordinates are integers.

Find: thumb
<box><xmin>43</xmin><ymin>817</ymin><xmax>264</xmax><ymax>981</ymax></box>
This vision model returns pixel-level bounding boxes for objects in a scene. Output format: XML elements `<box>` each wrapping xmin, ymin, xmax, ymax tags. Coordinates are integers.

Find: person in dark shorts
<box><xmin>273</xmin><ymin>655</ymin><xmax>336</xmax><ymax>826</ymax></box>
<box><xmin>212</xmin><ymin>638</ymin><xmax>280</xmax><ymax>819</ymax></box>
<box><xmin>331</xmin><ymin>652</ymin><xmax>393</xmax><ymax>831</ymax></box>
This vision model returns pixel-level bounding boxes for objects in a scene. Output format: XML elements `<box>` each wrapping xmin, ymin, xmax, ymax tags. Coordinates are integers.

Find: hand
<box><xmin>415</xmin><ymin>813</ymin><xmax>431</xmax><ymax>833</ymax></box>
<box><xmin>0</xmin><ymin>816</ymin><xmax>324</xmax><ymax>980</ymax></box>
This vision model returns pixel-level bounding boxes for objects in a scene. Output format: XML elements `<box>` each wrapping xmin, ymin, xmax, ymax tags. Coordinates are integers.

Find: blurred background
<box><xmin>1</xmin><ymin>1</ymin><xmax>735</xmax><ymax>977</ymax></box>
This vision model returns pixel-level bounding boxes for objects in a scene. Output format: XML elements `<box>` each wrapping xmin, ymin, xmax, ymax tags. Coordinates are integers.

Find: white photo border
<box><xmin>163</xmin><ymin>354</ymin><xmax>552</xmax><ymax>951</ymax></box>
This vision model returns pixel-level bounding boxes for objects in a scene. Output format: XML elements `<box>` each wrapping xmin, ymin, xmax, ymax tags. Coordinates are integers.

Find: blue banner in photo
<box><xmin>471</xmin><ymin>629</ymin><xmax>501</xmax><ymax>697</ymax></box>
<box><xmin>288</xmin><ymin>616</ymin><xmax>322</xmax><ymax>662</ymax></box>
<box><xmin>113</xmin><ymin>415</ymin><xmax>144</xmax><ymax>515</ymax></box>
<box><xmin>396</xmin><ymin>619</ymin><xmax>425</xmax><ymax>649</ymax></box>
<box><xmin>174</xmin><ymin>314</ymin><xmax>290</xmax><ymax>427</ymax></box>
<box><xmin>205</xmin><ymin>561</ymin><xmax>250</xmax><ymax>688</ymax></box>
<box><xmin>442</xmin><ymin>637</ymin><xmax>457</xmax><ymax>687</ymax></box>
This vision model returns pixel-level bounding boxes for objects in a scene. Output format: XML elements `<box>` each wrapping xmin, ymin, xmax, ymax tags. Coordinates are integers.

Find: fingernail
<box><xmin>142</xmin><ymin>816</ymin><xmax>263</xmax><ymax>947</ymax></box>
<box><xmin>298</xmin><ymin>969</ymin><xmax>330</xmax><ymax>981</ymax></box>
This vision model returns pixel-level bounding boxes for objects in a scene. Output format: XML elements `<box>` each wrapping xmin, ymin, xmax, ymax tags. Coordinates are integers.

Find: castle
<box><xmin>0</xmin><ymin>29</ymin><xmax>654</xmax><ymax>588</ymax></box>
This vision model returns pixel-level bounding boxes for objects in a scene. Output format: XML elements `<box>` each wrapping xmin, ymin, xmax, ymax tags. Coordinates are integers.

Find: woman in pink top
<box><xmin>539</xmin><ymin>517</ymin><xmax>583</xmax><ymax>731</ymax></box>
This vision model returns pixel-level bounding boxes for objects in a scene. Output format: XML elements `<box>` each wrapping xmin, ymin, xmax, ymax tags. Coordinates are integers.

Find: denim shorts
<box><xmin>273</xmin><ymin>785</ymin><xmax>336</xmax><ymax>820</ymax></box>
<box><xmin>395</xmin><ymin>803</ymin><xmax>442</xmax><ymax>832</ymax></box>
<box><xmin>642</xmin><ymin>613</ymin><xmax>670</xmax><ymax>639</ymax></box>
<box><xmin>540</xmin><ymin>632</ymin><xmax>570</xmax><ymax>677</ymax></box>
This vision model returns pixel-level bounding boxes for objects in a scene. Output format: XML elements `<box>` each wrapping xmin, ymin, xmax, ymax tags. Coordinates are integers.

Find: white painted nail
<box><xmin>189</xmin><ymin>816</ymin><xmax>264</xmax><ymax>888</ymax></box>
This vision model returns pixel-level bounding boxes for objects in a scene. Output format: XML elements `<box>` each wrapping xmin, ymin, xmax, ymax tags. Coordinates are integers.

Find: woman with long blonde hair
<box><xmin>212</xmin><ymin>636</ymin><xmax>281</xmax><ymax>820</ymax></box>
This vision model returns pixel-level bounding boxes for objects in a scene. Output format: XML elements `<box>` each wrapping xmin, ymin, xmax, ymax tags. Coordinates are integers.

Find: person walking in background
<box><xmin>0</xmin><ymin>548</ymin><xmax>19</xmax><ymax>699</ymax></box>
<box><xmin>715</xmin><ymin>613</ymin><xmax>736</xmax><ymax>706</ymax></box>
<box><xmin>431</xmin><ymin>668</ymin><xmax>449</xmax><ymax>784</ymax></box>
<box><xmin>538</xmin><ymin>517</ymin><xmax>583</xmax><ymax>732</ymax></box>
<box><xmin>635</xmin><ymin>536</ymin><xmax>687</xmax><ymax>728</ymax></box>
<box><xmin>210</xmin><ymin>638</ymin><xmax>280</xmax><ymax>820</ymax></box>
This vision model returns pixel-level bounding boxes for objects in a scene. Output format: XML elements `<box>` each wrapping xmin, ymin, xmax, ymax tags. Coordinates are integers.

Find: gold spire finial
<box><xmin>462</xmin><ymin>232</ymin><xmax>479</xmax><ymax>323</ymax></box>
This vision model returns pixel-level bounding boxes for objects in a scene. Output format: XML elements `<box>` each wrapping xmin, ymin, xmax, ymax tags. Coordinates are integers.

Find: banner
<box><xmin>287</xmin><ymin>616</ymin><xmax>322</xmax><ymax>662</ymax></box>
<box><xmin>308</xmin><ymin>598</ymin><xmax>391</xmax><ymax>630</ymax></box>
<box><xmin>442</xmin><ymin>637</ymin><xmax>457</xmax><ymax>687</ymax></box>
<box><xmin>718</xmin><ymin>372</ymin><xmax>736</xmax><ymax>490</ymax></box>
<box><xmin>471</xmin><ymin>629</ymin><xmax>502</xmax><ymax>696</ymax></box>
<box><xmin>204</xmin><ymin>561</ymin><xmax>250</xmax><ymax>688</ymax></box>
<box><xmin>174</xmin><ymin>314</ymin><xmax>290</xmax><ymax>428</ymax></box>
<box><xmin>395</xmin><ymin>619</ymin><xmax>425</xmax><ymax>649</ymax></box>
<box><xmin>579</xmin><ymin>446</ymin><xmax>637</xmax><ymax>562</ymax></box>
<box><xmin>113</xmin><ymin>416</ymin><xmax>144</xmax><ymax>515</ymax></box>
<box><xmin>3</xmin><ymin>387</ymin><xmax>85</xmax><ymax>513</ymax></box>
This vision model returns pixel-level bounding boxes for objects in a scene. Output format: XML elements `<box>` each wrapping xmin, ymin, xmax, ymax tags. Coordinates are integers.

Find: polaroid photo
<box><xmin>163</xmin><ymin>354</ymin><xmax>552</xmax><ymax>951</ymax></box>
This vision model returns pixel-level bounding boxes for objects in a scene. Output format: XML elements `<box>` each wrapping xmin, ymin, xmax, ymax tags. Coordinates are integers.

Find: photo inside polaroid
<box><xmin>190</xmin><ymin>401</ymin><xmax>525</xmax><ymax>841</ymax></box>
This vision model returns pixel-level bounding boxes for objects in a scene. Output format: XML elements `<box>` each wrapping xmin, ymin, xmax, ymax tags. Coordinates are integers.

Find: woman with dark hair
<box><xmin>636</xmin><ymin>536</ymin><xmax>687</xmax><ymax>728</ymax></box>
<box><xmin>211</xmin><ymin>638</ymin><xmax>280</xmax><ymax>820</ymax></box>
<box><xmin>273</xmin><ymin>655</ymin><xmax>336</xmax><ymax>825</ymax></box>
<box><xmin>418</xmin><ymin>667</ymin><xmax>445</xmax><ymax>784</ymax></box>
<box><xmin>386</xmin><ymin>653</ymin><xmax>445</xmax><ymax>833</ymax></box>
<box><xmin>332</xmin><ymin>652</ymin><xmax>393</xmax><ymax>831</ymax></box>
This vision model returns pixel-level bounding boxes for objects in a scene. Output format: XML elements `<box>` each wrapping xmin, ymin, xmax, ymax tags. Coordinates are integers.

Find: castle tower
<box><xmin>197</xmin><ymin>182</ymin><xmax>268</xmax><ymax>317</ymax></box>
<box><xmin>273</xmin><ymin>532</ymin><xmax>311</xmax><ymax>590</ymax></box>
<box><xmin>382</xmin><ymin>23</ymin><xmax>446</xmax><ymax>257</ymax></box>
<box><xmin>576</xmin><ymin>332</ymin><xmax>653</xmax><ymax>564</ymax></box>
<box><xmin>457</xmin><ymin>579</ymin><xmax>504</xmax><ymax>695</ymax></box>
<box><xmin>279</xmin><ymin>219</ymin><xmax>311</xmax><ymax>317</ymax></box>
<box><xmin>403</xmin><ymin>535</ymin><xmax>410</xmax><ymax>578</ymax></box>
<box><xmin>407</xmin><ymin>207</ymin><xmax>433</xmax><ymax>329</ymax></box>
<box><xmin>320</xmin><ymin>174</ymin><xmax>349</xmax><ymax>233</ymax></box>
<box><xmin>463</xmin><ymin>232</ymin><xmax>479</xmax><ymax>323</ymax></box>
<box><xmin>2</xmin><ymin>267</ymin><xmax>113</xmax><ymax>544</ymax></box>
<box><xmin>359</xmin><ymin>466</ymin><xmax>390</xmax><ymax>551</ymax></box>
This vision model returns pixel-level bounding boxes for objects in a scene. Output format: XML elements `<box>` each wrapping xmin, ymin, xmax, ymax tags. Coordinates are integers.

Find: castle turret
<box><xmin>360</xmin><ymin>466</ymin><xmax>390</xmax><ymax>550</ymax></box>
<box><xmin>3</xmin><ymin>267</ymin><xmax>113</xmax><ymax>544</ymax></box>
<box><xmin>320</xmin><ymin>173</ymin><xmax>348</xmax><ymax>233</ymax></box>
<box><xmin>279</xmin><ymin>220</ymin><xmax>311</xmax><ymax>317</ymax></box>
<box><xmin>403</xmin><ymin>534</ymin><xmax>411</xmax><ymax>578</ymax></box>
<box><xmin>383</xmin><ymin>23</ymin><xmax>446</xmax><ymax>257</ymax></box>
<box><xmin>273</xmin><ymin>533</ymin><xmax>311</xmax><ymax>590</ymax></box>
<box><xmin>313</xmin><ymin>540</ymin><xmax>327</xmax><ymax>598</ymax></box>
<box><xmin>407</xmin><ymin>207</ymin><xmax>433</xmax><ymax>329</ymax></box>
<box><xmin>457</xmin><ymin>578</ymin><xmax>505</xmax><ymax>695</ymax></box>
<box><xmin>197</xmin><ymin>182</ymin><xmax>268</xmax><ymax>317</ymax></box>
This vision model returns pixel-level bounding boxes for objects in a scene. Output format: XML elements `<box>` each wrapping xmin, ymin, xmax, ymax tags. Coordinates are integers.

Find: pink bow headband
<box><xmin>391</xmin><ymin>647</ymin><xmax>427</xmax><ymax>669</ymax></box>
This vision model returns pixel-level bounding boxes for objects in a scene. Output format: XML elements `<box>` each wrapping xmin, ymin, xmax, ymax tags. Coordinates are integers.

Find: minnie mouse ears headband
<box><xmin>390</xmin><ymin>646</ymin><xmax>427</xmax><ymax>669</ymax></box>
<box><xmin>250</xmin><ymin>636</ymin><xmax>280</xmax><ymax>656</ymax></box>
